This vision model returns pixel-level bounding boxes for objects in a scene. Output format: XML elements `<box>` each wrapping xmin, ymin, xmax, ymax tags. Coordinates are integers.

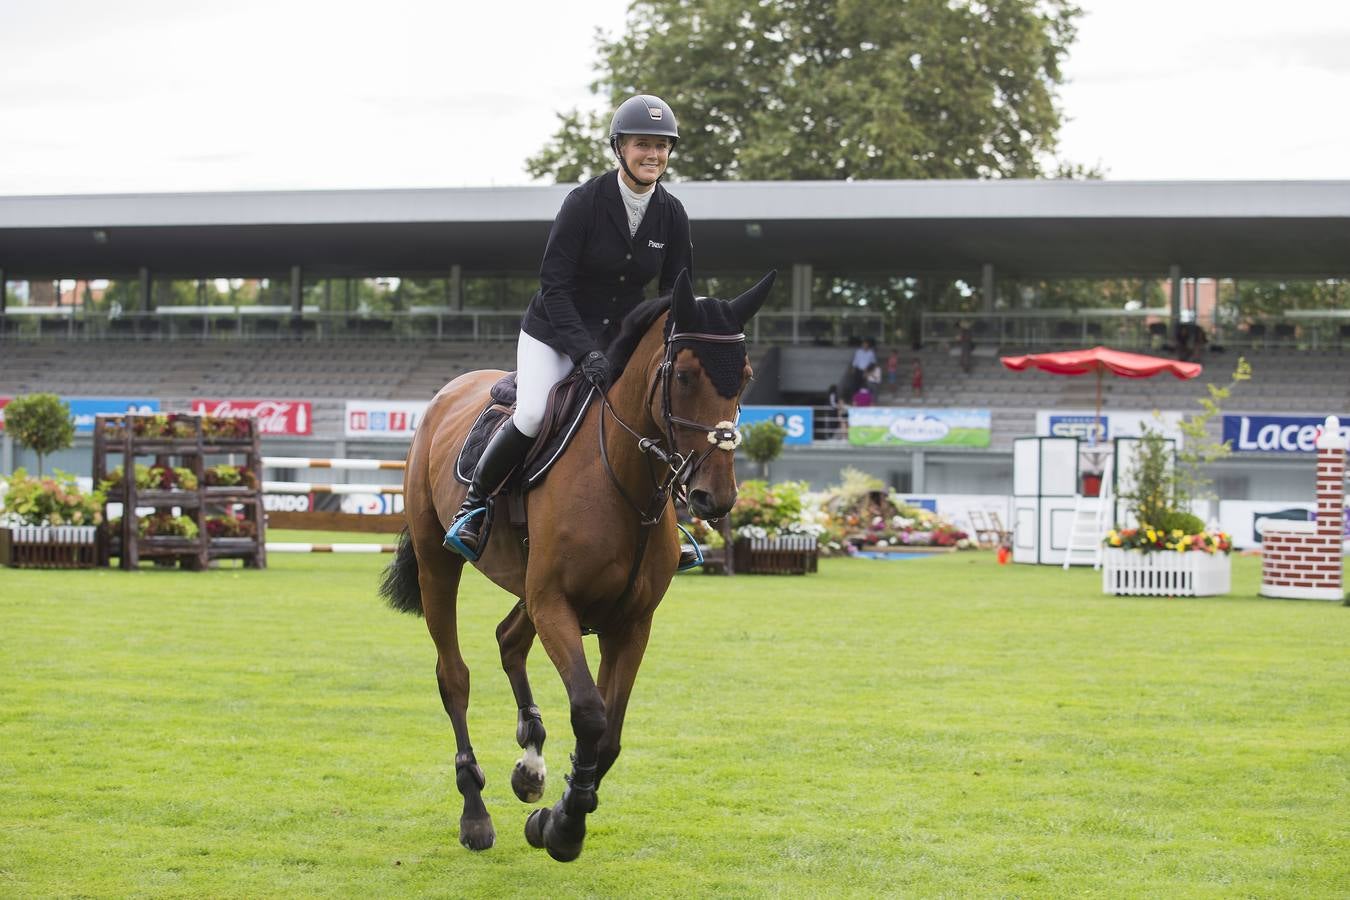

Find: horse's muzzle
<box><xmin>688</xmin><ymin>488</ymin><xmax>733</xmax><ymax>520</ymax></box>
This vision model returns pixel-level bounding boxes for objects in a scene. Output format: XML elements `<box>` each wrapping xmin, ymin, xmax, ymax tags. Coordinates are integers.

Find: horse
<box><xmin>379</xmin><ymin>269</ymin><xmax>775</xmax><ymax>861</ymax></box>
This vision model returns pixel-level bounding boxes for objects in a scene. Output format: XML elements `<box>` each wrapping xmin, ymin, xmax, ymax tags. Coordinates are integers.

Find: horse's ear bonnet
<box><xmin>668</xmin><ymin>269</ymin><xmax>777</xmax><ymax>399</ymax></box>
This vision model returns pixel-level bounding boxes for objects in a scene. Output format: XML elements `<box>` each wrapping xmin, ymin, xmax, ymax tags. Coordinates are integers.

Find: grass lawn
<box><xmin>1</xmin><ymin>536</ymin><xmax>1347</xmax><ymax>898</ymax></box>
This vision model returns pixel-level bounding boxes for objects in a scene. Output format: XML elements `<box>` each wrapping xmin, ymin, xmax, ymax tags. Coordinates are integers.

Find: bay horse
<box><xmin>380</xmin><ymin>269</ymin><xmax>775</xmax><ymax>861</ymax></box>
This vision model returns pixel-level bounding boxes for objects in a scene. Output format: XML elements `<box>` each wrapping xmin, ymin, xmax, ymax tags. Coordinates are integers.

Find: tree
<box><xmin>527</xmin><ymin>0</ymin><xmax>1083</xmax><ymax>183</ymax></box>
<box><xmin>5</xmin><ymin>393</ymin><xmax>75</xmax><ymax>476</ymax></box>
<box><xmin>741</xmin><ymin>420</ymin><xmax>788</xmax><ymax>478</ymax></box>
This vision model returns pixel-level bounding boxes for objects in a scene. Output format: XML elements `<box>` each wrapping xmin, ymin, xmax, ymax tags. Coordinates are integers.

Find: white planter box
<box><xmin>1101</xmin><ymin>547</ymin><xmax>1232</xmax><ymax>597</ymax></box>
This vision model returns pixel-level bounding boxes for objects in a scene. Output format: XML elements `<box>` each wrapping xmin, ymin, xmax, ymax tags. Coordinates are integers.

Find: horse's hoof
<box><xmin>524</xmin><ymin>808</ymin><xmax>549</xmax><ymax>849</ymax></box>
<box><xmin>459</xmin><ymin>815</ymin><xmax>496</xmax><ymax>852</ymax></box>
<box><xmin>511</xmin><ymin>760</ymin><xmax>546</xmax><ymax>803</ymax></box>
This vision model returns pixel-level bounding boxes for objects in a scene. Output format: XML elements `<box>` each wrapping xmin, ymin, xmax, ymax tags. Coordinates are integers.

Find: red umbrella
<box><xmin>1000</xmin><ymin>346</ymin><xmax>1202</xmax><ymax>442</ymax></box>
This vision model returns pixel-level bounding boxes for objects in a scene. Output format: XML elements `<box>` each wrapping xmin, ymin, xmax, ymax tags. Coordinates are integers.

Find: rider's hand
<box><xmin>581</xmin><ymin>350</ymin><xmax>611</xmax><ymax>387</ymax></box>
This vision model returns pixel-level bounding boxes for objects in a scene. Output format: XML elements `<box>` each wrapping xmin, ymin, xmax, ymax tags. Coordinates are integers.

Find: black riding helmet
<box><xmin>609</xmin><ymin>94</ymin><xmax>679</xmax><ymax>187</ymax></box>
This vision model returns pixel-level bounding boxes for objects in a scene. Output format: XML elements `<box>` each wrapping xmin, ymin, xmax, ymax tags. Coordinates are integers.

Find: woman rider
<box><xmin>446</xmin><ymin>94</ymin><xmax>693</xmax><ymax>559</ymax></box>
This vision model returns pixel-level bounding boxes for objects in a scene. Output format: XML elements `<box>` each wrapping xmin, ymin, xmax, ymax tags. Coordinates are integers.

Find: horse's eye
<box><xmin>675</xmin><ymin>369</ymin><xmax>694</xmax><ymax>385</ymax></box>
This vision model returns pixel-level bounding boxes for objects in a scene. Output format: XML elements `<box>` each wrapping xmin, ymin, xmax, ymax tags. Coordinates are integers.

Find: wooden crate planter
<box><xmin>1</xmin><ymin>526</ymin><xmax>99</xmax><ymax>569</ymax></box>
<box><xmin>731</xmin><ymin>535</ymin><xmax>819</xmax><ymax>575</ymax></box>
<box><xmin>1102</xmin><ymin>548</ymin><xmax>1232</xmax><ymax>597</ymax></box>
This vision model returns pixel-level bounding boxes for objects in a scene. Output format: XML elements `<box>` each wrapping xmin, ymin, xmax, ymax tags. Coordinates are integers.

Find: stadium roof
<box><xmin>2</xmin><ymin>179</ymin><xmax>1349</xmax><ymax>279</ymax></box>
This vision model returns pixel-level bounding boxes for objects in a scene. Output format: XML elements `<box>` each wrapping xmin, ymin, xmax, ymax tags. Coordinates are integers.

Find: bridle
<box><xmin>596</xmin><ymin>328</ymin><xmax>746</xmax><ymax>528</ymax></box>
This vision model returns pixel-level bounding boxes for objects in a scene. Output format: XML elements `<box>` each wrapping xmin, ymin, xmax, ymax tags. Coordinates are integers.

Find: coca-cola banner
<box><xmin>190</xmin><ymin>399</ymin><xmax>312</xmax><ymax>436</ymax></box>
<box><xmin>344</xmin><ymin>400</ymin><xmax>428</xmax><ymax>439</ymax></box>
<box><xmin>0</xmin><ymin>396</ymin><xmax>9</xmax><ymax>432</ymax></box>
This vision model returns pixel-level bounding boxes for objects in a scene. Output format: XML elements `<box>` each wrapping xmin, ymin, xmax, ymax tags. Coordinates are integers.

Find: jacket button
<box><xmin>618</xmin><ymin>275</ymin><xmax>625</xmax><ymax>282</ymax></box>
<box><xmin>602</xmin><ymin>318</ymin><xmax>610</xmax><ymax>325</ymax></box>
<box><xmin>625</xmin><ymin>254</ymin><xmax>632</xmax><ymax>260</ymax></box>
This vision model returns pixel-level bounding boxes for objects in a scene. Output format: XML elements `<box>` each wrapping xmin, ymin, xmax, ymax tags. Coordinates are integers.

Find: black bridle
<box><xmin>596</xmin><ymin>328</ymin><xmax>746</xmax><ymax>528</ymax></box>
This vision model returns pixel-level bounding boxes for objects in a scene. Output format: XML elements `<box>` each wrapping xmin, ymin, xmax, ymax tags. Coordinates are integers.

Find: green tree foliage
<box><xmin>741</xmin><ymin>420</ymin><xmax>787</xmax><ymax>477</ymax></box>
<box><xmin>527</xmin><ymin>0</ymin><xmax>1083</xmax><ymax>183</ymax></box>
<box><xmin>4</xmin><ymin>393</ymin><xmax>75</xmax><ymax>476</ymax></box>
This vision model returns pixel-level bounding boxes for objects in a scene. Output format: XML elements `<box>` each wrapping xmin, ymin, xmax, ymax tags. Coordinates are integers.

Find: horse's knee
<box><xmin>569</xmin><ymin>697</ymin><xmax>607</xmax><ymax>746</ymax></box>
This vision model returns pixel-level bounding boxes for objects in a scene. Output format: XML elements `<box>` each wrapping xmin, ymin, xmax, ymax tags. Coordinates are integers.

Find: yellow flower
<box><xmin>1171</xmin><ymin>528</ymin><xmax>1183</xmax><ymax>538</ymax></box>
<box><xmin>1145</xmin><ymin>528</ymin><xmax>1157</xmax><ymax>542</ymax></box>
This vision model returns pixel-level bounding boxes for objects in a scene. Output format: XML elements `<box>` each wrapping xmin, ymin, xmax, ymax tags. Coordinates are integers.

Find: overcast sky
<box><xmin>1</xmin><ymin>0</ymin><xmax>1345</xmax><ymax>195</ymax></box>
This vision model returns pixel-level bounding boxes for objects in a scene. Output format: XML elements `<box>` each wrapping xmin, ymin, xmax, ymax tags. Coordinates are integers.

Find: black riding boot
<box><xmin>445</xmin><ymin>420</ymin><xmax>535</xmax><ymax>558</ymax></box>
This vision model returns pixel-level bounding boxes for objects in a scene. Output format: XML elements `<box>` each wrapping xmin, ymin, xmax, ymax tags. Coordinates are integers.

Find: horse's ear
<box><xmin>729</xmin><ymin>270</ymin><xmax>777</xmax><ymax>327</ymax></box>
<box><xmin>671</xmin><ymin>268</ymin><xmax>697</xmax><ymax>330</ymax></box>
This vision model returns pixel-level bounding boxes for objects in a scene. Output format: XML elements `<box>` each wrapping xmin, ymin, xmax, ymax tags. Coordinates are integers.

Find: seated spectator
<box><xmin>885</xmin><ymin>349</ymin><xmax>899</xmax><ymax>385</ymax></box>
<box><xmin>851</xmin><ymin>385</ymin><xmax>873</xmax><ymax>407</ymax></box>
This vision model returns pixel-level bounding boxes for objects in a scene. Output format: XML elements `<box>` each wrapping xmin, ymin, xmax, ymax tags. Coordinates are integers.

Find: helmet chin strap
<box><xmin>613</xmin><ymin>139</ymin><xmax>661</xmax><ymax>188</ymax></box>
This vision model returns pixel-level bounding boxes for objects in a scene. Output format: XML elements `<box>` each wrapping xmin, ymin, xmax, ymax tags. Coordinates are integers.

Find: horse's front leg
<box><xmin>523</xmin><ymin>598</ymin><xmax>605</xmax><ymax>862</ymax></box>
<box><xmin>496</xmin><ymin>600</ymin><xmax>547</xmax><ymax>803</ymax></box>
<box><xmin>594</xmin><ymin>616</ymin><xmax>653</xmax><ymax>788</ymax></box>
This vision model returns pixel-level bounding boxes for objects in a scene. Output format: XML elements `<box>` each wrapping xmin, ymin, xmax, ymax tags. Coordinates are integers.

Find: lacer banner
<box><xmin>190</xmin><ymin>399</ymin><xmax>312</xmax><ymax>436</ymax></box>
<box><xmin>344</xmin><ymin>400</ymin><xmax>428</xmax><ymax>439</ymax></box>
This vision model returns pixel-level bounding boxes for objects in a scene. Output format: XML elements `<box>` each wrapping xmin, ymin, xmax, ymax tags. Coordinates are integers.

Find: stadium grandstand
<box><xmin>2</xmin><ymin>179</ymin><xmax>1348</xmax><ymax>503</ymax></box>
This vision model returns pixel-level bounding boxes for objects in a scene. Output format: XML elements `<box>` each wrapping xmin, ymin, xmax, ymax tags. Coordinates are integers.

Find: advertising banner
<box><xmin>68</xmin><ymin>398</ymin><xmax>160</xmax><ymax>434</ymax></box>
<box><xmin>1035</xmin><ymin>409</ymin><xmax>1184</xmax><ymax>443</ymax></box>
<box><xmin>190</xmin><ymin>399</ymin><xmax>312</xmax><ymax>436</ymax></box>
<box><xmin>847</xmin><ymin>408</ymin><xmax>991</xmax><ymax>448</ymax></box>
<box><xmin>738</xmin><ymin>406</ymin><xmax>813</xmax><ymax>446</ymax></box>
<box><xmin>1216</xmin><ymin>499</ymin><xmax>1350</xmax><ymax>549</ymax></box>
<box><xmin>344</xmin><ymin>400</ymin><xmax>428</xmax><ymax>439</ymax></box>
<box><xmin>1222</xmin><ymin>414</ymin><xmax>1350</xmax><ymax>454</ymax></box>
<box><xmin>0</xmin><ymin>396</ymin><xmax>9</xmax><ymax>432</ymax></box>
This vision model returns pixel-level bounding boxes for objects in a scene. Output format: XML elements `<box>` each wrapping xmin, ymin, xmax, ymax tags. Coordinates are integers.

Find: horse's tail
<box><xmin>379</xmin><ymin>528</ymin><xmax>423</xmax><ymax>616</ymax></box>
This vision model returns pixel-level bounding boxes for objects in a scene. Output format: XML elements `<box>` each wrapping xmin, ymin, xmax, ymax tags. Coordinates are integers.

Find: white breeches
<box><xmin>513</xmin><ymin>330</ymin><xmax>577</xmax><ymax>438</ymax></box>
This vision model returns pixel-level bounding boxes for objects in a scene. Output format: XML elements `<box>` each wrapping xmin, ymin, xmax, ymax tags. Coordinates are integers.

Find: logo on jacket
<box><xmin>648</xmin><ymin>240</ymin><xmax>665</xmax><ymax>249</ymax></box>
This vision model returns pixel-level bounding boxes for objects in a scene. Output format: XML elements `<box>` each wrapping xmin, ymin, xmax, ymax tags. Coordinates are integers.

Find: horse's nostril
<box><xmin>689</xmin><ymin>489</ymin><xmax>714</xmax><ymax>515</ymax></box>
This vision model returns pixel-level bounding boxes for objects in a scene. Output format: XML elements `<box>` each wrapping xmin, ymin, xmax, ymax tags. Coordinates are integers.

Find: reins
<box><xmin>594</xmin><ymin>327</ymin><xmax>747</xmax><ymax>604</ymax></box>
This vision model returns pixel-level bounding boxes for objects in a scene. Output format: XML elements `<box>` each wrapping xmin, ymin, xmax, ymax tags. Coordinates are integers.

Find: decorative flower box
<box><xmin>1101</xmin><ymin>548</ymin><xmax>1232</xmax><ymax>597</ymax></box>
<box><xmin>732</xmin><ymin>535</ymin><xmax>819</xmax><ymax>575</ymax></box>
<box><xmin>1</xmin><ymin>525</ymin><xmax>99</xmax><ymax>569</ymax></box>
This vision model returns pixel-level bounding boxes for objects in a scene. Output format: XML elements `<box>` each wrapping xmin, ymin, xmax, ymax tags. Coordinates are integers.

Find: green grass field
<box><xmin>2</xmin><ymin>536</ymin><xmax>1347</xmax><ymax>898</ymax></box>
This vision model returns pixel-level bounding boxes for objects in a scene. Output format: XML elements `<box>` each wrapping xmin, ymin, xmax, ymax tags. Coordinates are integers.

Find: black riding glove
<box><xmin>581</xmin><ymin>350</ymin><xmax>611</xmax><ymax>387</ymax></box>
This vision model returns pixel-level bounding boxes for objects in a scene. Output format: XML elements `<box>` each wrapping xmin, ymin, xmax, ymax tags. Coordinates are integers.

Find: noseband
<box><xmin>597</xmin><ymin>328</ymin><xmax>746</xmax><ymax>527</ymax></box>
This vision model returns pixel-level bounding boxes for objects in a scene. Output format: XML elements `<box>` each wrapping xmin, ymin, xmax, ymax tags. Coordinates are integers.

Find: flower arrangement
<box><xmin>729</xmin><ymin>480</ymin><xmax>808</xmax><ymax>538</ymax></box>
<box><xmin>102</xmin><ymin>464</ymin><xmax>198</xmax><ymax>492</ymax></box>
<box><xmin>1</xmin><ymin>469</ymin><xmax>104</xmax><ymax>527</ymax></box>
<box><xmin>206</xmin><ymin>513</ymin><xmax>256</xmax><ymax>539</ymax></box>
<box><xmin>136</xmin><ymin>512</ymin><xmax>199</xmax><ymax>539</ymax></box>
<box><xmin>131</xmin><ymin>414</ymin><xmax>197</xmax><ymax>439</ymax></box>
<box><xmin>203</xmin><ymin>464</ymin><xmax>258</xmax><ymax>490</ymax></box>
<box><xmin>1104</xmin><ymin>526</ymin><xmax>1232</xmax><ymax>554</ymax></box>
<box><xmin>202</xmin><ymin>416</ymin><xmax>252</xmax><ymax>440</ymax></box>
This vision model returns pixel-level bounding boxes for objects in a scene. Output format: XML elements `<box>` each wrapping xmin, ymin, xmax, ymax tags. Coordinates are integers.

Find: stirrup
<box><xmin>444</xmin><ymin>507</ymin><xmax>487</xmax><ymax>561</ymax></box>
<box><xmin>675</xmin><ymin>521</ymin><xmax>704</xmax><ymax>571</ymax></box>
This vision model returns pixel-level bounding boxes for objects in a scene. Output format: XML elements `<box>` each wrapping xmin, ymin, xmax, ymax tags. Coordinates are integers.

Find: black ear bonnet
<box><xmin>667</xmin><ymin>298</ymin><xmax>747</xmax><ymax>399</ymax></box>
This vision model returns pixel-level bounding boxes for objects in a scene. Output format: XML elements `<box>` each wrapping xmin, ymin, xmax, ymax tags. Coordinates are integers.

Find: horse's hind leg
<box><xmin>418</xmin><ymin>543</ymin><xmax>496</xmax><ymax>851</ymax></box>
<box><xmin>496</xmin><ymin>600</ymin><xmax>547</xmax><ymax>803</ymax></box>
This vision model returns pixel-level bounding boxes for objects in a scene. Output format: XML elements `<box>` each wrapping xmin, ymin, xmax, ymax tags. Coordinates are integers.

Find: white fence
<box><xmin>1101</xmin><ymin>548</ymin><xmax>1232</xmax><ymax>597</ymax></box>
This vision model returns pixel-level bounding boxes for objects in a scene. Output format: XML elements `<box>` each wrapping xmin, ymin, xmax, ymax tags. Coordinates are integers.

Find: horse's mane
<box><xmin>605</xmin><ymin>292</ymin><xmax>672</xmax><ymax>378</ymax></box>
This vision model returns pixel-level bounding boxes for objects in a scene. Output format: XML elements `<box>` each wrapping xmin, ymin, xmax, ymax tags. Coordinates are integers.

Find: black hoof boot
<box><xmin>511</xmin><ymin>760</ymin><xmax>546</xmax><ymax>803</ymax></box>
<box><xmin>543</xmin><ymin>806</ymin><xmax>586</xmax><ymax>863</ymax></box>
<box><xmin>524</xmin><ymin>807</ymin><xmax>549</xmax><ymax>849</ymax></box>
<box><xmin>459</xmin><ymin>814</ymin><xmax>496</xmax><ymax>851</ymax></box>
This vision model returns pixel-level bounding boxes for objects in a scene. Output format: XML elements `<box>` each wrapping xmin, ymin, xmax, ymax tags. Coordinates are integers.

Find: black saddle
<box><xmin>454</xmin><ymin>371</ymin><xmax>597</xmax><ymax>493</ymax></box>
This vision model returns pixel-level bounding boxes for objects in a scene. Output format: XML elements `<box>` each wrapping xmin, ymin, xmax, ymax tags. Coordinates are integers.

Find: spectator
<box><xmin>911</xmin><ymin>357</ymin><xmax>924</xmax><ymax>398</ymax></box>
<box><xmin>850</xmin><ymin>338</ymin><xmax>877</xmax><ymax>394</ymax></box>
<box><xmin>851</xmin><ymin>384</ymin><xmax>874</xmax><ymax>406</ymax></box>
<box><xmin>885</xmin><ymin>349</ymin><xmax>899</xmax><ymax>386</ymax></box>
<box><xmin>825</xmin><ymin>384</ymin><xmax>846</xmax><ymax>438</ymax></box>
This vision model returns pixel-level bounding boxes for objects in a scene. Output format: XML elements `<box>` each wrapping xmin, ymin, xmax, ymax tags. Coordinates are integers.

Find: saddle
<box><xmin>453</xmin><ymin>371</ymin><xmax>597</xmax><ymax>522</ymax></box>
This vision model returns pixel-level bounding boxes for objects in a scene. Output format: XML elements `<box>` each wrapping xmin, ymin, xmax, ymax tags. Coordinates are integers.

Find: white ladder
<box><xmin>1063</xmin><ymin>458</ymin><xmax>1115</xmax><ymax>570</ymax></box>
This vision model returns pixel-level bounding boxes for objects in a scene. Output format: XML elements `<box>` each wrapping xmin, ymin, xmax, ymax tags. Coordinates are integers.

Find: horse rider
<box><xmin>446</xmin><ymin>94</ymin><xmax>695</xmax><ymax>560</ymax></box>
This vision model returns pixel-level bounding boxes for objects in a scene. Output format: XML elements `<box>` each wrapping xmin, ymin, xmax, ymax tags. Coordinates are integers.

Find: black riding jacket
<box><xmin>520</xmin><ymin>172</ymin><xmax>693</xmax><ymax>363</ymax></box>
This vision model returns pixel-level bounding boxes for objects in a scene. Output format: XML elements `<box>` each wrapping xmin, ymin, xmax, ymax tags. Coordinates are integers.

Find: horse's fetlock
<box><xmin>561</xmin><ymin>786</ymin><xmax>597</xmax><ymax>817</ymax></box>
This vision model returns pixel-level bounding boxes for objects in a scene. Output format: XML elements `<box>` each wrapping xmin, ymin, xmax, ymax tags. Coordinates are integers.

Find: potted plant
<box><xmin>1102</xmin><ymin>360</ymin><xmax>1249</xmax><ymax>596</ymax></box>
<box><xmin>725</xmin><ymin>479</ymin><xmax>820</xmax><ymax>574</ymax></box>
<box><xmin>0</xmin><ymin>469</ymin><xmax>104</xmax><ymax>568</ymax></box>
<box><xmin>203</xmin><ymin>464</ymin><xmax>258</xmax><ymax>490</ymax></box>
